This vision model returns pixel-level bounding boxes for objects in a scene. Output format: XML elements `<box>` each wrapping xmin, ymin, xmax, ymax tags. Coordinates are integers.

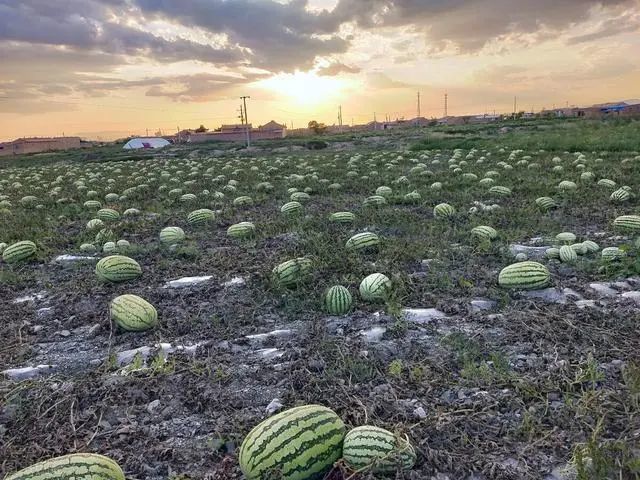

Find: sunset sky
<box><xmin>1</xmin><ymin>0</ymin><xmax>639</xmax><ymax>141</ymax></box>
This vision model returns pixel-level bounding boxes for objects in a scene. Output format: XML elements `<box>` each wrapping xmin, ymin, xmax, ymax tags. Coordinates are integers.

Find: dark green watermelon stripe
<box><xmin>276</xmin><ymin>428</ymin><xmax>344</xmax><ymax>475</ymax></box>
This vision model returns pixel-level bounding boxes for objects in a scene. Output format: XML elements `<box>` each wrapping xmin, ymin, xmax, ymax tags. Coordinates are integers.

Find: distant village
<box><xmin>1</xmin><ymin>99</ymin><xmax>639</xmax><ymax>157</ymax></box>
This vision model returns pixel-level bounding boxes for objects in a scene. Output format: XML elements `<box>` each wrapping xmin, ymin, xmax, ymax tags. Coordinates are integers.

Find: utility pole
<box><xmin>416</xmin><ymin>91</ymin><xmax>421</xmax><ymax>124</ymax></box>
<box><xmin>338</xmin><ymin>105</ymin><xmax>343</xmax><ymax>132</ymax></box>
<box><xmin>444</xmin><ymin>92</ymin><xmax>448</xmax><ymax>117</ymax></box>
<box><xmin>240</xmin><ymin>96</ymin><xmax>250</xmax><ymax>147</ymax></box>
<box><xmin>238</xmin><ymin>104</ymin><xmax>244</xmax><ymax>125</ymax></box>
<box><xmin>513</xmin><ymin>96</ymin><xmax>517</xmax><ymax>118</ymax></box>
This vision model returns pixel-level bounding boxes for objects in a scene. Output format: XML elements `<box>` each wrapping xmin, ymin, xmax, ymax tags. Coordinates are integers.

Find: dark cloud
<box><xmin>144</xmin><ymin>72</ymin><xmax>269</xmax><ymax>102</ymax></box>
<box><xmin>331</xmin><ymin>0</ymin><xmax>638</xmax><ymax>52</ymax></box>
<box><xmin>317</xmin><ymin>62</ymin><xmax>361</xmax><ymax>76</ymax></box>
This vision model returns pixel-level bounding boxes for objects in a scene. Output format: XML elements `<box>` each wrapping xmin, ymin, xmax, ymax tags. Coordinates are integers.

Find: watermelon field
<box><xmin>1</xmin><ymin>120</ymin><xmax>640</xmax><ymax>479</ymax></box>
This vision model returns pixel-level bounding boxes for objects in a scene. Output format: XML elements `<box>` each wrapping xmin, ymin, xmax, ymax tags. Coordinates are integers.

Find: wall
<box><xmin>0</xmin><ymin>137</ymin><xmax>81</xmax><ymax>156</ymax></box>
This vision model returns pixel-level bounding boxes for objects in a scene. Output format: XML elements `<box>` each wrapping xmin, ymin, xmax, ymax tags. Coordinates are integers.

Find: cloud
<box><xmin>317</xmin><ymin>62</ymin><xmax>361</xmax><ymax>76</ymax></box>
<box><xmin>366</xmin><ymin>72</ymin><xmax>419</xmax><ymax>89</ymax></box>
<box><xmin>331</xmin><ymin>0</ymin><xmax>639</xmax><ymax>53</ymax></box>
<box><xmin>144</xmin><ymin>72</ymin><xmax>269</xmax><ymax>102</ymax></box>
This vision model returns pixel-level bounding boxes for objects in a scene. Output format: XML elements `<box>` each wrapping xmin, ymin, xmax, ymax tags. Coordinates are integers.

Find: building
<box><xmin>187</xmin><ymin>121</ymin><xmax>286</xmax><ymax>143</ymax></box>
<box><xmin>0</xmin><ymin>136</ymin><xmax>82</xmax><ymax>156</ymax></box>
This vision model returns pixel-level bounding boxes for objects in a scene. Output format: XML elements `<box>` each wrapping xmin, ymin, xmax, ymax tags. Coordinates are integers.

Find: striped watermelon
<box><xmin>2</xmin><ymin>241</ymin><xmax>37</xmax><ymax>263</ymax></box>
<box><xmin>273</xmin><ymin>257</ymin><xmax>313</xmax><ymax>287</ymax></box>
<box><xmin>404</xmin><ymin>191</ymin><xmax>421</xmax><ymax>203</ymax></box>
<box><xmin>123</xmin><ymin>208</ymin><xmax>140</xmax><ymax>217</ymax></box>
<box><xmin>535</xmin><ymin>197</ymin><xmax>558</xmax><ymax>211</ymax></box>
<box><xmin>291</xmin><ymin>192</ymin><xmax>311</xmax><ymax>203</ymax></box>
<box><xmin>545</xmin><ymin>247</ymin><xmax>560</xmax><ymax>259</ymax></box>
<box><xmin>488</xmin><ymin>185</ymin><xmax>511</xmax><ymax>196</ymax></box>
<box><xmin>375</xmin><ymin>186</ymin><xmax>392</xmax><ymax>197</ymax></box>
<box><xmin>329</xmin><ymin>212</ymin><xmax>355</xmax><ymax>224</ymax></box>
<box><xmin>363</xmin><ymin>195</ymin><xmax>387</xmax><ymax>207</ymax></box>
<box><xmin>233</xmin><ymin>195</ymin><xmax>254</xmax><ymax>206</ymax></box>
<box><xmin>83</xmin><ymin>200</ymin><xmax>102</xmax><ymax>210</ymax></box>
<box><xmin>110</xmin><ymin>294</ymin><xmax>158</xmax><ymax>332</ymax></box>
<box><xmin>470</xmin><ymin>226</ymin><xmax>497</xmax><ymax>242</ymax></box>
<box><xmin>570</xmin><ymin>243</ymin><xmax>587</xmax><ymax>255</ymax></box>
<box><xmin>281</xmin><ymin>201</ymin><xmax>303</xmax><ymax>216</ymax></box>
<box><xmin>610</xmin><ymin>188</ymin><xmax>631</xmax><ymax>203</ymax></box>
<box><xmin>180</xmin><ymin>193</ymin><xmax>197</xmax><ymax>203</ymax></box>
<box><xmin>96</xmin><ymin>208</ymin><xmax>120</xmax><ymax>221</ymax></box>
<box><xmin>582</xmin><ymin>240</ymin><xmax>600</xmax><ymax>253</ymax></box>
<box><xmin>187</xmin><ymin>209</ymin><xmax>215</xmax><ymax>226</ymax></box>
<box><xmin>324</xmin><ymin>286</ymin><xmax>353</xmax><ymax>315</ymax></box>
<box><xmin>498</xmin><ymin>261</ymin><xmax>550</xmax><ymax>290</ymax></box>
<box><xmin>613</xmin><ymin>215</ymin><xmax>640</xmax><ymax>232</ymax></box>
<box><xmin>602</xmin><ymin>247</ymin><xmax>625</xmax><ymax>262</ymax></box>
<box><xmin>0</xmin><ymin>242</ymin><xmax>8</xmax><ymax>254</ymax></box>
<box><xmin>80</xmin><ymin>243</ymin><xmax>97</xmax><ymax>254</ymax></box>
<box><xmin>559</xmin><ymin>245</ymin><xmax>577</xmax><ymax>264</ymax></box>
<box><xmin>95</xmin><ymin>228</ymin><xmax>115</xmax><ymax>244</ymax></box>
<box><xmin>346</xmin><ymin>232</ymin><xmax>380</xmax><ymax>252</ymax></box>
<box><xmin>359</xmin><ymin>273</ymin><xmax>392</xmax><ymax>301</ymax></box>
<box><xmin>104</xmin><ymin>193</ymin><xmax>119</xmax><ymax>203</ymax></box>
<box><xmin>597</xmin><ymin>179</ymin><xmax>616</xmax><ymax>188</ymax></box>
<box><xmin>103</xmin><ymin>241</ymin><xmax>117</xmax><ymax>254</ymax></box>
<box><xmin>86</xmin><ymin>218</ymin><xmax>105</xmax><ymax>230</ymax></box>
<box><xmin>430</xmin><ymin>182</ymin><xmax>442</xmax><ymax>190</ymax></box>
<box><xmin>95</xmin><ymin>255</ymin><xmax>142</xmax><ymax>282</ymax></box>
<box><xmin>227</xmin><ymin>222</ymin><xmax>256</xmax><ymax>239</ymax></box>
<box><xmin>239</xmin><ymin>404</ymin><xmax>345</xmax><ymax>480</ymax></box>
<box><xmin>160</xmin><ymin>226</ymin><xmax>185</xmax><ymax>245</ymax></box>
<box><xmin>342</xmin><ymin>426</ymin><xmax>416</xmax><ymax>474</ymax></box>
<box><xmin>433</xmin><ymin>203</ymin><xmax>455</xmax><ymax>218</ymax></box>
<box><xmin>555</xmin><ymin>232</ymin><xmax>576</xmax><ymax>244</ymax></box>
<box><xmin>5</xmin><ymin>453</ymin><xmax>125</xmax><ymax>480</ymax></box>
<box><xmin>558</xmin><ymin>180</ymin><xmax>577</xmax><ymax>192</ymax></box>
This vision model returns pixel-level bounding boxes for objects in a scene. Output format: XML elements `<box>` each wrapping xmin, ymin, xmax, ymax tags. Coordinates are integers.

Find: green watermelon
<box><xmin>324</xmin><ymin>286</ymin><xmax>353</xmax><ymax>315</ymax></box>
<box><xmin>227</xmin><ymin>222</ymin><xmax>256</xmax><ymax>239</ymax></box>
<box><xmin>346</xmin><ymin>232</ymin><xmax>380</xmax><ymax>252</ymax></box>
<box><xmin>273</xmin><ymin>258</ymin><xmax>313</xmax><ymax>287</ymax></box>
<box><xmin>2</xmin><ymin>241</ymin><xmax>37</xmax><ymax>263</ymax></box>
<box><xmin>160</xmin><ymin>226</ymin><xmax>185</xmax><ymax>245</ymax></box>
<box><xmin>238</xmin><ymin>404</ymin><xmax>345</xmax><ymax>480</ymax></box>
<box><xmin>342</xmin><ymin>426</ymin><xmax>416</xmax><ymax>474</ymax></box>
<box><xmin>96</xmin><ymin>255</ymin><xmax>142</xmax><ymax>282</ymax></box>
<box><xmin>498</xmin><ymin>261</ymin><xmax>550</xmax><ymax>290</ymax></box>
<box><xmin>5</xmin><ymin>453</ymin><xmax>125</xmax><ymax>480</ymax></box>
<box><xmin>110</xmin><ymin>294</ymin><xmax>158</xmax><ymax>332</ymax></box>
<box><xmin>359</xmin><ymin>273</ymin><xmax>392</xmax><ymax>301</ymax></box>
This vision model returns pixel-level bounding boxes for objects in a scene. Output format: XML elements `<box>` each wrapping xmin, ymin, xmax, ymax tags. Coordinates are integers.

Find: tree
<box><xmin>308</xmin><ymin>120</ymin><xmax>327</xmax><ymax>135</ymax></box>
<box><xmin>195</xmin><ymin>124</ymin><xmax>208</xmax><ymax>133</ymax></box>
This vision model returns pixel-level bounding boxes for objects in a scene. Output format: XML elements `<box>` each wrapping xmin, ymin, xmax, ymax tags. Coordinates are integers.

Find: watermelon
<box><xmin>359</xmin><ymin>273</ymin><xmax>392</xmax><ymax>301</ymax></box>
<box><xmin>110</xmin><ymin>294</ymin><xmax>158</xmax><ymax>332</ymax></box>
<box><xmin>291</xmin><ymin>192</ymin><xmax>310</xmax><ymax>203</ymax></box>
<box><xmin>404</xmin><ymin>191</ymin><xmax>421</xmax><ymax>203</ymax></box>
<box><xmin>103</xmin><ymin>241</ymin><xmax>117</xmax><ymax>254</ymax></box>
<box><xmin>273</xmin><ymin>258</ymin><xmax>313</xmax><ymax>287</ymax></box>
<box><xmin>346</xmin><ymin>232</ymin><xmax>380</xmax><ymax>252</ymax></box>
<box><xmin>281</xmin><ymin>202</ymin><xmax>304</xmax><ymax>216</ymax></box>
<box><xmin>160</xmin><ymin>226</ymin><xmax>186</xmax><ymax>245</ymax></box>
<box><xmin>570</xmin><ymin>243</ymin><xmax>587</xmax><ymax>255</ymax></box>
<box><xmin>602</xmin><ymin>247</ymin><xmax>625</xmax><ymax>262</ymax></box>
<box><xmin>375</xmin><ymin>186</ymin><xmax>392</xmax><ymax>197</ymax></box>
<box><xmin>180</xmin><ymin>193</ymin><xmax>197</xmax><ymax>203</ymax></box>
<box><xmin>610</xmin><ymin>188</ymin><xmax>631</xmax><ymax>203</ymax></box>
<box><xmin>488</xmin><ymin>185</ymin><xmax>511</xmax><ymax>196</ymax></box>
<box><xmin>470</xmin><ymin>226</ymin><xmax>497</xmax><ymax>242</ymax></box>
<box><xmin>555</xmin><ymin>232</ymin><xmax>576</xmax><ymax>244</ymax></box>
<box><xmin>187</xmin><ymin>209</ymin><xmax>215</xmax><ymax>226</ymax></box>
<box><xmin>329</xmin><ymin>212</ymin><xmax>355</xmax><ymax>224</ymax></box>
<box><xmin>0</xmin><ymin>242</ymin><xmax>8</xmax><ymax>254</ymax></box>
<box><xmin>582</xmin><ymin>240</ymin><xmax>600</xmax><ymax>253</ymax></box>
<box><xmin>233</xmin><ymin>195</ymin><xmax>253</xmax><ymax>206</ymax></box>
<box><xmin>363</xmin><ymin>195</ymin><xmax>387</xmax><ymax>207</ymax></box>
<box><xmin>5</xmin><ymin>453</ymin><xmax>125</xmax><ymax>480</ymax></box>
<box><xmin>545</xmin><ymin>247</ymin><xmax>560</xmax><ymax>259</ymax></box>
<box><xmin>535</xmin><ymin>197</ymin><xmax>558</xmax><ymax>211</ymax></box>
<box><xmin>83</xmin><ymin>200</ymin><xmax>102</xmax><ymax>210</ymax></box>
<box><xmin>239</xmin><ymin>404</ymin><xmax>345</xmax><ymax>480</ymax></box>
<box><xmin>433</xmin><ymin>203</ymin><xmax>455</xmax><ymax>218</ymax></box>
<box><xmin>2</xmin><ymin>241</ymin><xmax>37</xmax><ymax>263</ymax></box>
<box><xmin>613</xmin><ymin>215</ymin><xmax>640</xmax><ymax>232</ymax></box>
<box><xmin>559</xmin><ymin>245</ymin><xmax>577</xmax><ymax>264</ymax></box>
<box><xmin>96</xmin><ymin>208</ymin><xmax>120</xmax><ymax>221</ymax></box>
<box><xmin>80</xmin><ymin>243</ymin><xmax>97</xmax><ymax>254</ymax></box>
<box><xmin>95</xmin><ymin>255</ymin><xmax>142</xmax><ymax>282</ymax></box>
<box><xmin>324</xmin><ymin>286</ymin><xmax>353</xmax><ymax>315</ymax></box>
<box><xmin>227</xmin><ymin>222</ymin><xmax>256</xmax><ymax>239</ymax></box>
<box><xmin>597</xmin><ymin>179</ymin><xmax>616</xmax><ymax>188</ymax></box>
<box><xmin>86</xmin><ymin>218</ymin><xmax>105</xmax><ymax>230</ymax></box>
<box><xmin>498</xmin><ymin>261</ymin><xmax>550</xmax><ymax>290</ymax></box>
<box><xmin>342</xmin><ymin>426</ymin><xmax>416</xmax><ymax>474</ymax></box>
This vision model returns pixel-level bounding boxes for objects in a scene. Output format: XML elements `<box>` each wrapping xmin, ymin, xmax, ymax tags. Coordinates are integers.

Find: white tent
<box><xmin>123</xmin><ymin>137</ymin><xmax>170</xmax><ymax>150</ymax></box>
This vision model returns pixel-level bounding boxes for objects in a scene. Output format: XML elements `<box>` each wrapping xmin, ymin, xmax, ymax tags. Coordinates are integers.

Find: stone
<box><xmin>222</xmin><ymin>277</ymin><xmax>246</xmax><ymax>288</ymax></box>
<box><xmin>470</xmin><ymin>298</ymin><xmax>497</xmax><ymax>312</ymax></box>
<box><xmin>265</xmin><ymin>398</ymin><xmax>284</xmax><ymax>415</ymax></box>
<box><xmin>164</xmin><ymin>276</ymin><xmax>213</xmax><ymax>288</ymax></box>
<box><xmin>413</xmin><ymin>406</ymin><xmax>427</xmax><ymax>419</ymax></box>
<box><xmin>359</xmin><ymin>326</ymin><xmax>386</xmax><ymax>343</ymax></box>
<box><xmin>589</xmin><ymin>282</ymin><xmax>618</xmax><ymax>297</ymax></box>
<box><xmin>403</xmin><ymin>308</ymin><xmax>447</xmax><ymax>324</ymax></box>
<box><xmin>147</xmin><ymin>399</ymin><xmax>161</xmax><ymax>414</ymax></box>
<box><xmin>3</xmin><ymin>364</ymin><xmax>57</xmax><ymax>380</ymax></box>
<box><xmin>574</xmin><ymin>300</ymin><xmax>598</xmax><ymax>309</ymax></box>
<box><xmin>509</xmin><ymin>244</ymin><xmax>550</xmax><ymax>259</ymax></box>
<box><xmin>621</xmin><ymin>291</ymin><xmax>640</xmax><ymax>304</ymax></box>
<box><xmin>56</xmin><ymin>329</ymin><xmax>71</xmax><ymax>338</ymax></box>
<box><xmin>522</xmin><ymin>288</ymin><xmax>567</xmax><ymax>304</ymax></box>
<box><xmin>246</xmin><ymin>329</ymin><xmax>294</xmax><ymax>343</ymax></box>
<box><xmin>53</xmin><ymin>254</ymin><xmax>98</xmax><ymax>263</ymax></box>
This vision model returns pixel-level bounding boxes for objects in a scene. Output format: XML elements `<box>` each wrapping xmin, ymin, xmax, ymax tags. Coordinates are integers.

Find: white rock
<box><xmin>116</xmin><ymin>346</ymin><xmax>151</xmax><ymax>366</ymax></box>
<box><xmin>265</xmin><ymin>398</ymin><xmax>284</xmax><ymax>415</ymax></box>
<box><xmin>522</xmin><ymin>288</ymin><xmax>568</xmax><ymax>304</ymax></box>
<box><xmin>575</xmin><ymin>300</ymin><xmax>598</xmax><ymax>309</ymax></box>
<box><xmin>53</xmin><ymin>254</ymin><xmax>98</xmax><ymax>263</ymax></box>
<box><xmin>246</xmin><ymin>329</ymin><xmax>294</xmax><ymax>342</ymax></box>
<box><xmin>621</xmin><ymin>291</ymin><xmax>640</xmax><ymax>304</ymax></box>
<box><xmin>36</xmin><ymin>307</ymin><xmax>54</xmax><ymax>318</ymax></box>
<box><xmin>509</xmin><ymin>244</ymin><xmax>550</xmax><ymax>259</ymax></box>
<box><xmin>164</xmin><ymin>276</ymin><xmax>213</xmax><ymax>288</ymax></box>
<box><xmin>470</xmin><ymin>298</ymin><xmax>497</xmax><ymax>312</ymax></box>
<box><xmin>3</xmin><ymin>364</ymin><xmax>57</xmax><ymax>380</ymax></box>
<box><xmin>413</xmin><ymin>406</ymin><xmax>427</xmax><ymax>419</ymax></box>
<box><xmin>222</xmin><ymin>276</ymin><xmax>246</xmax><ymax>287</ymax></box>
<box><xmin>589</xmin><ymin>282</ymin><xmax>618</xmax><ymax>297</ymax></box>
<box><xmin>255</xmin><ymin>348</ymin><xmax>285</xmax><ymax>361</ymax></box>
<box><xmin>403</xmin><ymin>308</ymin><xmax>447</xmax><ymax>324</ymax></box>
<box><xmin>359</xmin><ymin>326</ymin><xmax>387</xmax><ymax>343</ymax></box>
<box><xmin>12</xmin><ymin>291</ymin><xmax>47</xmax><ymax>304</ymax></box>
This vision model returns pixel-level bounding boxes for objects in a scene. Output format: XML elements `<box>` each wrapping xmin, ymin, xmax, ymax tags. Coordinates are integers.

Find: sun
<box><xmin>257</xmin><ymin>71</ymin><xmax>345</xmax><ymax>105</ymax></box>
